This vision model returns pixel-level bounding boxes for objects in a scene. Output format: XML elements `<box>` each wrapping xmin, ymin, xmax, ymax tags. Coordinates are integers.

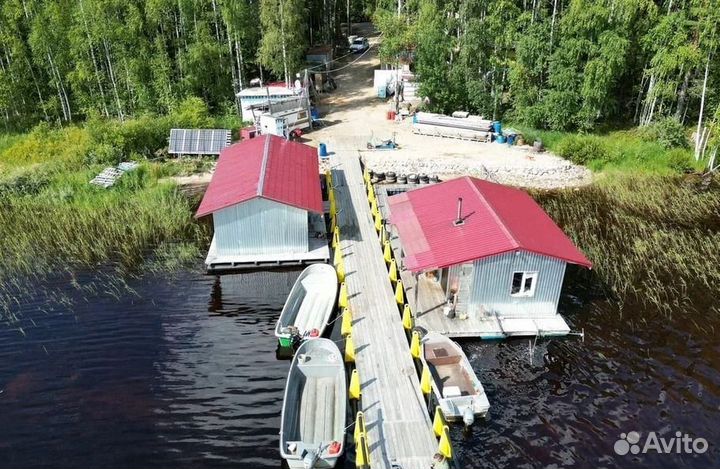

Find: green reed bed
<box><xmin>0</xmin><ymin>112</ymin><xmax>230</xmax><ymax>319</ymax></box>
<box><xmin>535</xmin><ymin>174</ymin><xmax>720</xmax><ymax>319</ymax></box>
<box><xmin>0</xmin><ymin>166</ymin><xmax>210</xmax><ymax>318</ymax></box>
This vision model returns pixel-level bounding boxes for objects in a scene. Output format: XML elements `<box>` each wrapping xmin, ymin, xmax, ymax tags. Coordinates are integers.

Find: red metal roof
<box><xmin>195</xmin><ymin>135</ymin><xmax>323</xmax><ymax>217</ymax></box>
<box><xmin>388</xmin><ymin>176</ymin><xmax>592</xmax><ymax>271</ymax></box>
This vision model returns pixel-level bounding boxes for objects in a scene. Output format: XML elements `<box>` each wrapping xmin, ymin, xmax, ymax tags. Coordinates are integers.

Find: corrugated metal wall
<box><xmin>467</xmin><ymin>251</ymin><xmax>566</xmax><ymax>319</ymax></box>
<box><xmin>213</xmin><ymin>198</ymin><xmax>308</xmax><ymax>255</ymax></box>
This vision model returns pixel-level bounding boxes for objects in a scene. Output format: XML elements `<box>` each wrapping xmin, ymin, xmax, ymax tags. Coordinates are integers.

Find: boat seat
<box><xmin>443</xmin><ymin>385</ymin><xmax>462</xmax><ymax>398</ymax></box>
<box><xmin>425</xmin><ymin>346</ymin><xmax>461</xmax><ymax>366</ymax></box>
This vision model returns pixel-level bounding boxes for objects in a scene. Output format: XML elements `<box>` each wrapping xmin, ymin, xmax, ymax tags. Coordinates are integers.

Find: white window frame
<box><xmin>510</xmin><ymin>271</ymin><xmax>538</xmax><ymax>297</ymax></box>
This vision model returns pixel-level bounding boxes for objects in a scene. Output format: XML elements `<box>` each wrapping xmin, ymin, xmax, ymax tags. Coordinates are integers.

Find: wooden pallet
<box><xmin>90</xmin><ymin>162</ymin><xmax>140</xmax><ymax>188</ymax></box>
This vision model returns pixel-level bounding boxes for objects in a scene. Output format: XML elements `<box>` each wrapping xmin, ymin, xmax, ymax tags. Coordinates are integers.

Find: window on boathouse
<box><xmin>511</xmin><ymin>271</ymin><xmax>538</xmax><ymax>297</ymax></box>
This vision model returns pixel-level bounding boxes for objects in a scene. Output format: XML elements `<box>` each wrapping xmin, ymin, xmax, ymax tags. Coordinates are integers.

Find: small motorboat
<box><xmin>421</xmin><ymin>332</ymin><xmax>490</xmax><ymax>426</ymax></box>
<box><xmin>280</xmin><ymin>338</ymin><xmax>347</xmax><ymax>469</ymax></box>
<box><xmin>275</xmin><ymin>264</ymin><xmax>338</xmax><ymax>348</ymax></box>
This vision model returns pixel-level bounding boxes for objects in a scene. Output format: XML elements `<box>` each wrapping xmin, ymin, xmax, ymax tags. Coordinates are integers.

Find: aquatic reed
<box><xmin>0</xmin><ymin>120</ymin><xmax>219</xmax><ymax>318</ymax></box>
<box><xmin>535</xmin><ymin>174</ymin><xmax>720</xmax><ymax>317</ymax></box>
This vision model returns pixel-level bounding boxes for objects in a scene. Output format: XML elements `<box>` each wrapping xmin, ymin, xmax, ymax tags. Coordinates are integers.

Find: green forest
<box><xmin>375</xmin><ymin>0</ymin><xmax>720</xmax><ymax>167</ymax></box>
<box><xmin>0</xmin><ymin>0</ymin><xmax>356</xmax><ymax>129</ymax></box>
<box><xmin>2</xmin><ymin>0</ymin><xmax>719</xmax><ymax>168</ymax></box>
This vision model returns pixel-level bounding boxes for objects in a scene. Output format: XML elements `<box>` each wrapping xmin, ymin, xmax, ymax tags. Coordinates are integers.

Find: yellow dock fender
<box><xmin>438</xmin><ymin>425</ymin><xmax>452</xmax><ymax>460</ymax></box>
<box><xmin>349</xmin><ymin>369</ymin><xmax>361</xmax><ymax>400</ymax></box>
<box><xmin>420</xmin><ymin>362</ymin><xmax>432</xmax><ymax>395</ymax></box>
<box><xmin>341</xmin><ymin>307</ymin><xmax>352</xmax><ymax>337</ymax></box>
<box><xmin>433</xmin><ymin>406</ymin><xmax>447</xmax><ymax>437</ymax></box>
<box><xmin>402</xmin><ymin>304</ymin><xmax>413</xmax><ymax>331</ymax></box>
<box><xmin>383</xmin><ymin>241</ymin><xmax>392</xmax><ymax>264</ymax></box>
<box><xmin>388</xmin><ymin>259</ymin><xmax>398</xmax><ymax>283</ymax></box>
<box><xmin>410</xmin><ymin>330</ymin><xmax>421</xmax><ymax>359</ymax></box>
<box><xmin>394</xmin><ymin>280</ymin><xmax>404</xmax><ymax>305</ymax></box>
<box><xmin>338</xmin><ymin>282</ymin><xmax>348</xmax><ymax>308</ymax></box>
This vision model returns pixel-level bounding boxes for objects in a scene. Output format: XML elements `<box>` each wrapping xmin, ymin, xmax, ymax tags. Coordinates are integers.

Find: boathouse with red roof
<box><xmin>387</xmin><ymin>176</ymin><xmax>591</xmax><ymax>332</ymax></box>
<box><xmin>196</xmin><ymin>135</ymin><xmax>328</xmax><ymax>270</ymax></box>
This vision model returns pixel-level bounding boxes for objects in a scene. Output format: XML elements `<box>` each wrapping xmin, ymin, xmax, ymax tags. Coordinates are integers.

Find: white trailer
<box><xmin>259</xmin><ymin>107</ymin><xmax>311</xmax><ymax>139</ymax></box>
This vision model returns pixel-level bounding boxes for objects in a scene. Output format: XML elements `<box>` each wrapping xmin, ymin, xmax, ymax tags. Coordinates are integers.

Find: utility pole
<box><xmin>394</xmin><ymin>0</ymin><xmax>402</xmax><ymax>113</ymax></box>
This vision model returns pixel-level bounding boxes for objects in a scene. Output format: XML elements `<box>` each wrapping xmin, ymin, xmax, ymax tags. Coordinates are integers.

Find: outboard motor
<box><xmin>302</xmin><ymin>448</ymin><xmax>319</xmax><ymax>469</ymax></box>
<box><xmin>462</xmin><ymin>407</ymin><xmax>475</xmax><ymax>427</ymax></box>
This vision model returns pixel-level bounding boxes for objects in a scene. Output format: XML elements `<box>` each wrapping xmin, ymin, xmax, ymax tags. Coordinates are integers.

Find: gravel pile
<box><xmin>360</xmin><ymin>147</ymin><xmax>592</xmax><ymax>189</ymax></box>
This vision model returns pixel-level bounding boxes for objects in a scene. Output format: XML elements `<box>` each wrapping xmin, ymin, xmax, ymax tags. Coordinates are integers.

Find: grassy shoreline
<box><xmin>1</xmin><ymin>117</ymin><xmax>718</xmax><ymax>323</ymax></box>
<box><xmin>513</xmin><ymin>124</ymin><xmax>704</xmax><ymax>174</ymax></box>
<box><xmin>0</xmin><ymin>103</ymin><xmax>239</xmax><ymax>317</ymax></box>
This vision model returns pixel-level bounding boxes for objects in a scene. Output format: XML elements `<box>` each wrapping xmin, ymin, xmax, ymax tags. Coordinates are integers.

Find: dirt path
<box><xmin>172</xmin><ymin>23</ymin><xmax>590</xmax><ymax>190</ymax></box>
<box><xmin>305</xmin><ymin>23</ymin><xmax>591</xmax><ymax>189</ymax></box>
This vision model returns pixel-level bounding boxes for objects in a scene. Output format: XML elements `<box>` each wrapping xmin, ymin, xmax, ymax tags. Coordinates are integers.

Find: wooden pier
<box><xmin>329</xmin><ymin>137</ymin><xmax>439</xmax><ymax>469</ymax></box>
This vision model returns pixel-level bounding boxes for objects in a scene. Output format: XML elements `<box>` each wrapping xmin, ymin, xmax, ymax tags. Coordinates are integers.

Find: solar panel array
<box><xmin>169</xmin><ymin>129</ymin><xmax>231</xmax><ymax>155</ymax></box>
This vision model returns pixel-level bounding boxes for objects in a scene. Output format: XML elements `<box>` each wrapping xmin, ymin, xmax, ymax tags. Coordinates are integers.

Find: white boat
<box><xmin>275</xmin><ymin>264</ymin><xmax>338</xmax><ymax>348</ymax></box>
<box><xmin>280</xmin><ymin>339</ymin><xmax>347</xmax><ymax>469</ymax></box>
<box><xmin>421</xmin><ymin>332</ymin><xmax>490</xmax><ymax>425</ymax></box>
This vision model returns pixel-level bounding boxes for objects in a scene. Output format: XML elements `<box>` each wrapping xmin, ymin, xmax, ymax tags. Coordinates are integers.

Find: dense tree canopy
<box><xmin>0</xmin><ymin>0</ymin><xmax>361</xmax><ymax>130</ymax></box>
<box><xmin>374</xmin><ymin>0</ymin><xmax>720</xmax><ymax>162</ymax></box>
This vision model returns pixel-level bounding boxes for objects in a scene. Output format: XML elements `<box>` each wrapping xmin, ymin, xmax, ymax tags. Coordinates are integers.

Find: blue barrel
<box><xmin>318</xmin><ymin>143</ymin><xmax>328</xmax><ymax>157</ymax></box>
<box><xmin>496</xmin><ymin>135</ymin><xmax>506</xmax><ymax>144</ymax></box>
<box><xmin>492</xmin><ymin>121</ymin><xmax>502</xmax><ymax>134</ymax></box>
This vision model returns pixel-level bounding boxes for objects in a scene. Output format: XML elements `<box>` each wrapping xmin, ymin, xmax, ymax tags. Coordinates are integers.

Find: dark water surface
<box><xmin>1</xmin><ymin>268</ymin><xmax>718</xmax><ymax>468</ymax></box>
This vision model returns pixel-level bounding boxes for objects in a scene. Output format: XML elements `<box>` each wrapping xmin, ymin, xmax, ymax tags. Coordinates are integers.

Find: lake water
<box><xmin>1</xmin><ymin>267</ymin><xmax>718</xmax><ymax>468</ymax></box>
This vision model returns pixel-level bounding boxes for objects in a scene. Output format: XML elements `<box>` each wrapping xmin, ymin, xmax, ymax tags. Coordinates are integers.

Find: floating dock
<box><xmin>204</xmin><ymin>236</ymin><xmax>330</xmax><ymax>271</ymax></box>
<box><xmin>329</xmin><ymin>137</ymin><xmax>439</xmax><ymax>469</ymax></box>
<box><xmin>375</xmin><ymin>184</ymin><xmax>572</xmax><ymax>339</ymax></box>
<box><xmin>205</xmin><ymin>212</ymin><xmax>330</xmax><ymax>272</ymax></box>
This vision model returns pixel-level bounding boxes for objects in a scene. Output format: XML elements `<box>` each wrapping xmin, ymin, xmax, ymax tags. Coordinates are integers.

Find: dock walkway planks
<box><xmin>329</xmin><ymin>137</ymin><xmax>438</xmax><ymax>469</ymax></box>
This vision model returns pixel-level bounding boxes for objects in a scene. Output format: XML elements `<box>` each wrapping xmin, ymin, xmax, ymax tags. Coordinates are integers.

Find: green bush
<box><xmin>0</xmin><ymin>166</ymin><xmax>53</xmax><ymax>196</ymax></box>
<box><xmin>640</xmin><ymin>117</ymin><xmax>688</xmax><ymax>149</ymax></box>
<box><xmin>168</xmin><ymin>96</ymin><xmax>212</xmax><ymax>128</ymax></box>
<box><xmin>555</xmin><ymin>135</ymin><xmax>612</xmax><ymax>165</ymax></box>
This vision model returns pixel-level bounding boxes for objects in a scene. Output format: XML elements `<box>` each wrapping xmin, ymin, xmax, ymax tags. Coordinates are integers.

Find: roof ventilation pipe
<box><xmin>453</xmin><ymin>197</ymin><xmax>464</xmax><ymax>226</ymax></box>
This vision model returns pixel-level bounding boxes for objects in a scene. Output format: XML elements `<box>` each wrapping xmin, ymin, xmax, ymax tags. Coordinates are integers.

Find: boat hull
<box><xmin>275</xmin><ymin>264</ymin><xmax>338</xmax><ymax>346</ymax></box>
<box><xmin>422</xmin><ymin>332</ymin><xmax>490</xmax><ymax>424</ymax></box>
<box><xmin>280</xmin><ymin>339</ymin><xmax>346</xmax><ymax>468</ymax></box>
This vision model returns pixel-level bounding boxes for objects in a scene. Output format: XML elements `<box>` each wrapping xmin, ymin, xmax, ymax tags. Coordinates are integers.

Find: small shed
<box><xmin>306</xmin><ymin>45</ymin><xmax>334</xmax><ymax>65</ymax></box>
<box><xmin>196</xmin><ymin>135</ymin><xmax>328</xmax><ymax>271</ymax></box>
<box><xmin>388</xmin><ymin>176</ymin><xmax>591</xmax><ymax>336</ymax></box>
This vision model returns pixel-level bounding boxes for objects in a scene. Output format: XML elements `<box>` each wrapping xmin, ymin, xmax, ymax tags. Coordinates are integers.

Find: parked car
<box><xmin>350</xmin><ymin>37</ymin><xmax>369</xmax><ymax>53</ymax></box>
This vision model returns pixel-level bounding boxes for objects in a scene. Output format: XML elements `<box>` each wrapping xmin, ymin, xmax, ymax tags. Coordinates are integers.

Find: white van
<box><xmin>350</xmin><ymin>37</ymin><xmax>369</xmax><ymax>53</ymax></box>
